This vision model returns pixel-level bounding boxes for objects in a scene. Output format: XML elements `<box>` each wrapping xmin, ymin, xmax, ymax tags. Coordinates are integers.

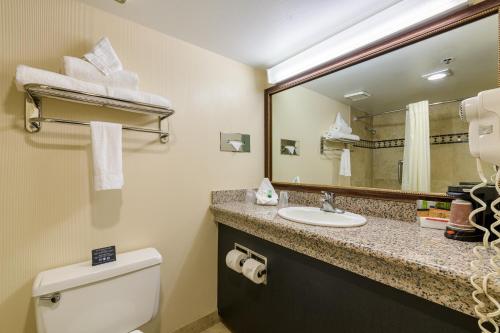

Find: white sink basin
<box><xmin>277</xmin><ymin>207</ymin><xmax>367</xmax><ymax>227</ymax></box>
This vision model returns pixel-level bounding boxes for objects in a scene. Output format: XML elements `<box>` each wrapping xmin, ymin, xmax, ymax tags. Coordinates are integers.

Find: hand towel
<box><xmin>255</xmin><ymin>178</ymin><xmax>278</xmax><ymax>206</ymax></box>
<box><xmin>15</xmin><ymin>65</ymin><xmax>106</xmax><ymax>95</ymax></box>
<box><xmin>339</xmin><ymin>149</ymin><xmax>351</xmax><ymax>177</ymax></box>
<box><xmin>84</xmin><ymin>37</ymin><xmax>123</xmax><ymax>76</ymax></box>
<box><xmin>90</xmin><ymin>121</ymin><xmax>124</xmax><ymax>191</ymax></box>
<box><xmin>63</xmin><ymin>56</ymin><xmax>139</xmax><ymax>90</ymax></box>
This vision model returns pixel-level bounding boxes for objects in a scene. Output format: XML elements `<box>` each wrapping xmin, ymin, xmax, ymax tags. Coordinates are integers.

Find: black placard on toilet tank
<box><xmin>92</xmin><ymin>246</ymin><xmax>116</xmax><ymax>266</ymax></box>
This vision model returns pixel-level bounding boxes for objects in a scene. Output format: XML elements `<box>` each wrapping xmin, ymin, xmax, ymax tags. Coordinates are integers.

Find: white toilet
<box><xmin>32</xmin><ymin>248</ymin><xmax>162</xmax><ymax>333</ymax></box>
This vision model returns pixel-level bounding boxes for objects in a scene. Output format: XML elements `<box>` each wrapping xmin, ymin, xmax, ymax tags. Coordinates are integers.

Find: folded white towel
<box><xmin>256</xmin><ymin>178</ymin><xmax>278</xmax><ymax>206</ymax></box>
<box><xmin>84</xmin><ymin>37</ymin><xmax>123</xmax><ymax>76</ymax></box>
<box><xmin>323</xmin><ymin>130</ymin><xmax>360</xmax><ymax>141</ymax></box>
<box><xmin>331</xmin><ymin>113</ymin><xmax>352</xmax><ymax>134</ymax></box>
<box><xmin>339</xmin><ymin>149</ymin><xmax>351</xmax><ymax>177</ymax></box>
<box><xmin>16</xmin><ymin>65</ymin><xmax>172</xmax><ymax>109</ymax></box>
<box><xmin>90</xmin><ymin>121</ymin><xmax>124</xmax><ymax>191</ymax></box>
<box><xmin>63</xmin><ymin>56</ymin><xmax>139</xmax><ymax>90</ymax></box>
<box><xmin>15</xmin><ymin>65</ymin><xmax>106</xmax><ymax>95</ymax></box>
<box><xmin>107</xmin><ymin>86</ymin><xmax>172</xmax><ymax>109</ymax></box>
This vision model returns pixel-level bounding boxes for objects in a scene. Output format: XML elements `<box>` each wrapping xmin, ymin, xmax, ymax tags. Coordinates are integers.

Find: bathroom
<box><xmin>1</xmin><ymin>0</ymin><xmax>500</xmax><ymax>333</ymax></box>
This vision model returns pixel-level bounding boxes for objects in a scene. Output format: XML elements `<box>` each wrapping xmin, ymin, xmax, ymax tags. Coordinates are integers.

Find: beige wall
<box><xmin>0</xmin><ymin>1</ymin><xmax>266</xmax><ymax>332</ymax></box>
<box><xmin>272</xmin><ymin>86</ymin><xmax>350</xmax><ymax>185</ymax></box>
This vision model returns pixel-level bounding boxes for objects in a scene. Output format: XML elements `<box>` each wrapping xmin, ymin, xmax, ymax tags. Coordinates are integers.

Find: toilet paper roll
<box><xmin>225</xmin><ymin>249</ymin><xmax>247</xmax><ymax>273</ymax></box>
<box><xmin>242</xmin><ymin>258</ymin><xmax>266</xmax><ymax>284</ymax></box>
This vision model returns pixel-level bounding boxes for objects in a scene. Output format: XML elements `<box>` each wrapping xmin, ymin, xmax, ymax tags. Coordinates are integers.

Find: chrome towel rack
<box><xmin>24</xmin><ymin>84</ymin><xmax>174</xmax><ymax>143</ymax></box>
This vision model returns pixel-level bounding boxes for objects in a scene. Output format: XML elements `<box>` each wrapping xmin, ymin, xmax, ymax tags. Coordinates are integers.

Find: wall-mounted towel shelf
<box><xmin>24</xmin><ymin>84</ymin><xmax>174</xmax><ymax>143</ymax></box>
<box><xmin>320</xmin><ymin>137</ymin><xmax>357</xmax><ymax>154</ymax></box>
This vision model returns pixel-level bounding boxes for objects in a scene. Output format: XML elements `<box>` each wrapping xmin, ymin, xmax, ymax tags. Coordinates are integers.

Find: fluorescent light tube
<box><xmin>267</xmin><ymin>0</ymin><xmax>468</xmax><ymax>84</ymax></box>
<box><xmin>422</xmin><ymin>68</ymin><xmax>452</xmax><ymax>81</ymax></box>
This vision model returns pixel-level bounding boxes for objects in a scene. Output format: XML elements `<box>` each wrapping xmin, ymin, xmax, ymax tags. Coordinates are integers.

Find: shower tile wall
<box><xmin>371</xmin><ymin>111</ymin><xmax>405</xmax><ymax>190</ymax></box>
<box><xmin>351</xmin><ymin>101</ymin><xmax>478</xmax><ymax>193</ymax></box>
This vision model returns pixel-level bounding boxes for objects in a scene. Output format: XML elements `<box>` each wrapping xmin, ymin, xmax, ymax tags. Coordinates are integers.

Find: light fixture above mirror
<box><xmin>266</xmin><ymin>0</ymin><xmax>469</xmax><ymax>84</ymax></box>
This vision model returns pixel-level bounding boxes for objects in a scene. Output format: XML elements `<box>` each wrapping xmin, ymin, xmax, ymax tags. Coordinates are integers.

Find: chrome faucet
<box><xmin>321</xmin><ymin>191</ymin><xmax>345</xmax><ymax>214</ymax></box>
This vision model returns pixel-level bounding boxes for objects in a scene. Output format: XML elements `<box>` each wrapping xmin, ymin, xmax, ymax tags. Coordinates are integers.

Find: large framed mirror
<box><xmin>265</xmin><ymin>0</ymin><xmax>500</xmax><ymax>200</ymax></box>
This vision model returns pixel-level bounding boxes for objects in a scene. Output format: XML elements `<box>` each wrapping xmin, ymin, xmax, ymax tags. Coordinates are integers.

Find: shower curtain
<box><xmin>402</xmin><ymin>100</ymin><xmax>430</xmax><ymax>192</ymax></box>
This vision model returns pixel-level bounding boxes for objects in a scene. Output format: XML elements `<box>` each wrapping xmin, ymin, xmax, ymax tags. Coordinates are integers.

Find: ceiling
<box><xmin>79</xmin><ymin>0</ymin><xmax>402</xmax><ymax>68</ymax></box>
<box><xmin>302</xmin><ymin>14</ymin><xmax>499</xmax><ymax>115</ymax></box>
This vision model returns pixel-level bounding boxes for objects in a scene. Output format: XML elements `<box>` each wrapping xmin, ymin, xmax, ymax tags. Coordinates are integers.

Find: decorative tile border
<box><xmin>349</xmin><ymin>133</ymin><xmax>469</xmax><ymax>149</ymax></box>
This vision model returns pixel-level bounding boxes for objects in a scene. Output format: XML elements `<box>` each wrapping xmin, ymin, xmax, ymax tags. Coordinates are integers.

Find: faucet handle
<box><xmin>321</xmin><ymin>191</ymin><xmax>335</xmax><ymax>201</ymax></box>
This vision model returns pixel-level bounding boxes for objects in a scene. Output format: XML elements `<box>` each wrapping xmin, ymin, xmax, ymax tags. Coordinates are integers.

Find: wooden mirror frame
<box><xmin>264</xmin><ymin>0</ymin><xmax>500</xmax><ymax>201</ymax></box>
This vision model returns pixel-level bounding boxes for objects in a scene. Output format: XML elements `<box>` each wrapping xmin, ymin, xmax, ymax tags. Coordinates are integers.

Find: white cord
<box><xmin>481</xmin><ymin>168</ymin><xmax>500</xmax><ymax>330</ymax></box>
<box><xmin>469</xmin><ymin>159</ymin><xmax>498</xmax><ymax>332</ymax></box>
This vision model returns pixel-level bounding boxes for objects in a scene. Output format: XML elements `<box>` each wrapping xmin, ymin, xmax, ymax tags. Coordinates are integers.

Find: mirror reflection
<box><xmin>272</xmin><ymin>15</ymin><xmax>498</xmax><ymax>193</ymax></box>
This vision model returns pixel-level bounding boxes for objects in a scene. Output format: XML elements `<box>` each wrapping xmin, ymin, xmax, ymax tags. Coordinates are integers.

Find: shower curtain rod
<box><xmin>353</xmin><ymin>98</ymin><xmax>466</xmax><ymax>120</ymax></box>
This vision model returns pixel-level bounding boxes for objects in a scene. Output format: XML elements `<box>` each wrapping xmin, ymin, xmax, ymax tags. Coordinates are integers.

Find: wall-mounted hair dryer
<box><xmin>460</xmin><ymin>87</ymin><xmax>500</xmax><ymax>166</ymax></box>
<box><xmin>460</xmin><ymin>87</ymin><xmax>500</xmax><ymax>332</ymax></box>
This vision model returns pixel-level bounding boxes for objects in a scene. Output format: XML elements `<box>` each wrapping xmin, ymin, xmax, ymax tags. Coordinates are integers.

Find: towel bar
<box><xmin>30</xmin><ymin>116</ymin><xmax>169</xmax><ymax>140</ymax></box>
<box><xmin>24</xmin><ymin>84</ymin><xmax>174</xmax><ymax>143</ymax></box>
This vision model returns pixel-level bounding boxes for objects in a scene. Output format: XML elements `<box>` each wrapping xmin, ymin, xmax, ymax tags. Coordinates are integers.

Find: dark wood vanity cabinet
<box><xmin>217</xmin><ymin>224</ymin><xmax>477</xmax><ymax>333</ymax></box>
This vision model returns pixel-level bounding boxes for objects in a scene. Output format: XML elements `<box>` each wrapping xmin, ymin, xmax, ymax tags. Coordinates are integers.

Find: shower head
<box><xmin>365</xmin><ymin>126</ymin><xmax>377</xmax><ymax>135</ymax></box>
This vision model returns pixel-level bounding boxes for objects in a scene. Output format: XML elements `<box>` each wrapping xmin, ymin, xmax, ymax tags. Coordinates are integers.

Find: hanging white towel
<box><xmin>84</xmin><ymin>37</ymin><xmax>123</xmax><ymax>76</ymax></box>
<box><xmin>63</xmin><ymin>56</ymin><xmax>139</xmax><ymax>90</ymax></box>
<box><xmin>90</xmin><ymin>121</ymin><xmax>124</xmax><ymax>191</ymax></box>
<box><xmin>402</xmin><ymin>100</ymin><xmax>430</xmax><ymax>192</ymax></box>
<box><xmin>339</xmin><ymin>149</ymin><xmax>351</xmax><ymax>177</ymax></box>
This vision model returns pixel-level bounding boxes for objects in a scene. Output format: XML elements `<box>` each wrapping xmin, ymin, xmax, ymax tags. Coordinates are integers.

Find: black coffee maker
<box><xmin>446</xmin><ymin>182</ymin><xmax>498</xmax><ymax>242</ymax></box>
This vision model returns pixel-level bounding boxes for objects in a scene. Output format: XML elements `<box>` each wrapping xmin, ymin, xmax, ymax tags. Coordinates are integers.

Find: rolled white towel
<box><xmin>84</xmin><ymin>37</ymin><xmax>123</xmax><ymax>76</ymax></box>
<box><xmin>15</xmin><ymin>65</ymin><xmax>106</xmax><ymax>95</ymax></box>
<box><xmin>63</xmin><ymin>56</ymin><xmax>139</xmax><ymax>90</ymax></box>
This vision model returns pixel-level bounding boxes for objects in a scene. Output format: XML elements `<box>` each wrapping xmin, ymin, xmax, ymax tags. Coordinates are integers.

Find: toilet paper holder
<box><xmin>234</xmin><ymin>243</ymin><xmax>267</xmax><ymax>284</ymax></box>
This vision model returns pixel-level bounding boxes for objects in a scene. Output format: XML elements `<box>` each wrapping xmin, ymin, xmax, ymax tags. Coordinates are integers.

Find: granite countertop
<box><xmin>210</xmin><ymin>196</ymin><xmax>496</xmax><ymax>317</ymax></box>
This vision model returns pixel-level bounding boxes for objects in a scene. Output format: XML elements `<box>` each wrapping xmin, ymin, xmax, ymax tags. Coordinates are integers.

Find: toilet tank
<box><xmin>32</xmin><ymin>248</ymin><xmax>162</xmax><ymax>333</ymax></box>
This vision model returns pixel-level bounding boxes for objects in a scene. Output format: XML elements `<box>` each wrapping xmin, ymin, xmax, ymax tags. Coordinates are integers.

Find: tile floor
<box><xmin>200</xmin><ymin>322</ymin><xmax>231</xmax><ymax>333</ymax></box>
